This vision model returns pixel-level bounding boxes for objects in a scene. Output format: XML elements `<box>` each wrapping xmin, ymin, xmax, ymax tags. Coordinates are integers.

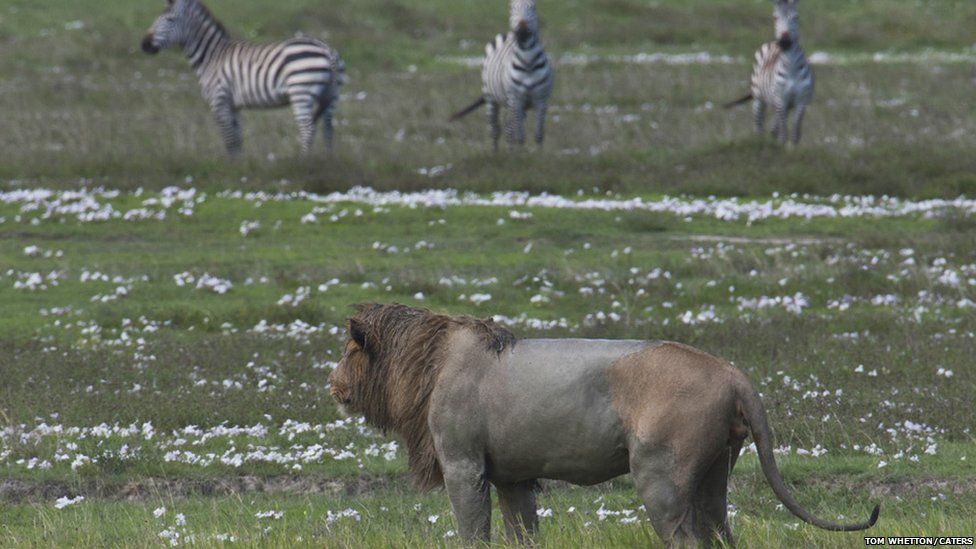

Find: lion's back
<box><xmin>607</xmin><ymin>341</ymin><xmax>740</xmax><ymax>435</ymax></box>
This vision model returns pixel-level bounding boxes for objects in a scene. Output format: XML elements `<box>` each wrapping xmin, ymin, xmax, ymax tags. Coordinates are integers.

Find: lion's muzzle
<box><xmin>329</xmin><ymin>387</ymin><xmax>353</xmax><ymax>417</ymax></box>
<box><xmin>329</xmin><ymin>386</ymin><xmax>351</xmax><ymax>406</ymax></box>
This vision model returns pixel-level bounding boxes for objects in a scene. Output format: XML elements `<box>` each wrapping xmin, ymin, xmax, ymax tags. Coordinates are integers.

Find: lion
<box><xmin>328</xmin><ymin>304</ymin><xmax>879</xmax><ymax>546</ymax></box>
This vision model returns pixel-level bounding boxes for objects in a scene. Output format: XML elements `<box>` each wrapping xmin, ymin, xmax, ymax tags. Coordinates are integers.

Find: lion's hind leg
<box><xmin>496</xmin><ymin>480</ymin><xmax>539</xmax><ymax>542</ymax></box>
<box><xmin>631</xmin><ymin>418</ymin><xmax>735</xmax><ymax>548</ymax></box>
<box><xmin>630</xmin><ymin>446</ymin><xmax>698</xmax><ymax>548</ymax></box>
<box><xmin>693</xmin><ymin>441</ymin><xmax>743</xmax><ymax>547</ymax></box>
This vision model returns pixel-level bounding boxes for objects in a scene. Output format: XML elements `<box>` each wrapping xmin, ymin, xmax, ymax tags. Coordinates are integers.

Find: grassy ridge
<box><xmin>6</xmin><ymin>0</ymin><xmax>976</xmax><ymax>70</ymax></box>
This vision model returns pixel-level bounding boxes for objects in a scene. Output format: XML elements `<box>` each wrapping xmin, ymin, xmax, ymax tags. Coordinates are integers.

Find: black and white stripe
<box><xmin>142</xmin><ymin>0</ymin><xmax>344</xmax><ymax>155</ymax></box>
<box><xmin>451</xmin><ymin>0</ymin><xmax>554</xmax><ymax>151</ymax></box>
<box><xmin>726</xmin><ymin>0</ymin><xmax>813</xmax><ymax>145</ymax></box>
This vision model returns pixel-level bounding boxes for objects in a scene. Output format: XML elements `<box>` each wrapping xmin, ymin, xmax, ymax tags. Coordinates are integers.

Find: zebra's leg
<box><xmin>322</xmin><ymin>105</ymin><xmax>335</xmax><ymax>153</ymax></box>
<box><xmin>534</xmin><ymin>102</ymin><xmax>547</xmax><ymax>147</ymax></box>
<box><xmin>487</xmin><ymin>101</ymin><xmax>501</xmax><ymax>153</ymax></box>
<box><xmin>514</xmin><ymin>104</ymin><xmax>527</xmax><ymax>146</ymax></box>
<box><xmin>211</xmin><ymin>100</ymin><xmax>243</xmax><ymax>156</ymax></box>
<box><xmin>507</xmin><ymin>102</ymin><xmax>526</xmax><ymax>148</ymax></box>
<box><xmin>289</xmin><ymin>93</ymin><xmax>317</xmax><ymax>154</ymax></box>
<box><xmin>772</xmin><ymin>103</ymin><xmax>789</xmax><ymax>144</ymax></box>
<box><xmin>752</xmin><ymin>98</ymin><xmax>765</xmax><ymax>135</ymax></box>
<box><xmin>314</xmin><ymin>96</ymin><xmax>337</xmax><ymax>154</ymax></box>
<box><xmin>790</xmin><ymin>102</ymin><xmax>807</xmax><ymax>145</ymax></box>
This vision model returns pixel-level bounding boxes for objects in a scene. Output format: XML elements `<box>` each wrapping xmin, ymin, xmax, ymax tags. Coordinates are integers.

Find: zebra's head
<box><xmin>142</xmin><ymin>0</ymin><xmax>196</xmax><ymax>54</ymax></box>
<box><xmin>510</xmin><ymin>0</ymin><xmax>540</xmax><ymax>46</ymax></box>
<box><xmin>773</xmin><ymin>0</ymin><xmax>800</xmax><ymax>50</ymax></box>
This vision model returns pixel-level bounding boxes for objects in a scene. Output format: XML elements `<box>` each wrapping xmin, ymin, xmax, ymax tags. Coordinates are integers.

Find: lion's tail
<box><xmin>734</xmin><ymin>372</ymin><xmax>880</xmax><ymax>531</ymax></box>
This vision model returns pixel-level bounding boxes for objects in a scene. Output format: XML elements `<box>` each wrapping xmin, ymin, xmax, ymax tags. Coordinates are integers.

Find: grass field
<box><xmin>2</xmin><ymin>0</ymin><xmax>976</xmax><ymax>546</ymax></box>
<box><xmin>3</xmin><ymin>0</ymin><xmax>976</xmax><ymax>196</ymax></box>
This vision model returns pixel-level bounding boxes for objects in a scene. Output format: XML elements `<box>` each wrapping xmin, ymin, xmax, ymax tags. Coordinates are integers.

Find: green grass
<box><xmin>3</xmin><ymin>1</ymin><xmax>976</xmax><ymax>194</ymax></box>
<box><xmin>2</xmin><ymin>0</ymin><xmax>976</xmax><ymax>545</ymax></box>
<box><xmin>2</xmin><ymin>476</ymin><xmax>974</xmax><ymax>547</ymax></box>
<box><xmin>1</xmin><ymin>190</ymin><xmax>974</xmax><ymax>546</ymax></box>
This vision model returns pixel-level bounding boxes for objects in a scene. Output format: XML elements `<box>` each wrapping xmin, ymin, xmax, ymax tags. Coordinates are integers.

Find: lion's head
<box><xmin>328</xmin><ymin>303</ymin><xmax>515</xmax><ymax>491</ymax></box>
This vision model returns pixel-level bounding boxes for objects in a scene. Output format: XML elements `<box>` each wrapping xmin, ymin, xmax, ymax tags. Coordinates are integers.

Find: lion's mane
<box><xmin>347</xmin><ymin>303</ymin><xmax>516</xmax><ymax>490</ymax></box>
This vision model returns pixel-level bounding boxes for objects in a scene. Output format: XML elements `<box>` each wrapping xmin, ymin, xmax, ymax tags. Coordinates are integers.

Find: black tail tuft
<box><xmin>724</xmin><ymin>93</ymin><xmax>753</xmax><ymax>109</ymax></box>
<box><xmin>450</xmin><ymin>97</ymin><xmax>486</xmax><ymax>121</ymax></box>
<box><xmin>868</xmin><ymin>505</ymin><xmax>881</xmax><ymax>527</ymax></box>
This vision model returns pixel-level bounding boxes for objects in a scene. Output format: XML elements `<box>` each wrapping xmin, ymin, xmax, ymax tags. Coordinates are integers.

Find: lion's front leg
<box><xmin>442</xmin><ymin>460</ymin><xmax>492</xmax><ymax>541</ymax></box>
<box><xmin>496</xmin><ymin>480</ymin><xmax>539</xmax><ymax>542</ymax></box>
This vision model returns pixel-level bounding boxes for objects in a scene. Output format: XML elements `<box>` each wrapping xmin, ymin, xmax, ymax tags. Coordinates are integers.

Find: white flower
<box><xmin>325</xmin><ymin>508</ymin><xmax>361</xmax><ymax>525</ymax></box>
<box><xmin>239</xmin><ymin>220</ymin><xmax>261</xmax><ymax>236</ymax></box>
<box><xmin>468</xmin><ymin>293</ymin><xmax>492</xmax><ymax>305</ymax></box>
<box><xmin>153</xmin><ymin>506</ymin><xmax>167</xmax><ymax>518</ymax></box>
<box><xmin>159</xmin><ymin>527</ymin><xmax>180</xmax><ymax>546</ymax></box>
<box><xmin>256</xmin><ymin>510</ymin><xmax>284</xmax><ymax>520</ymax></box>
<box><xmin>54</xmin><ymin>495</ymin><xmax>84</xmax><ymax>509</ymax></box>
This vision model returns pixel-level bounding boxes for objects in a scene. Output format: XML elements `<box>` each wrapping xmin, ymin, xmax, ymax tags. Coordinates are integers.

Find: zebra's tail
<box><xmin>450</xmin><ymin>97</ymin><xmax>487</xmax><ymax>121</ymax></box>
<box><xmin>724</xmin><ymin>93</ymin><xmax>753</xmax><ymax>109</ymax></box>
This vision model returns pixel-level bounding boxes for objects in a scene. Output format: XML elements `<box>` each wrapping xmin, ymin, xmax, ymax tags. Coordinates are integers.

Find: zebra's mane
<box><xmin>182</xmin><ymin>0</ymin><xmax>229</xmax><ymax>38</ymax></box>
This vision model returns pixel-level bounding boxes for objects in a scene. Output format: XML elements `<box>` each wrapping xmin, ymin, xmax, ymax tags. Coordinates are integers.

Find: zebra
<box><xmin>141</xmin><ymin>0</ymin><xmax>344</xmax><ymax>155</ymax></box>
<box><xmin>451</xmin><ymin>0</ymin><xmax>554</xmax><ymax>151</ymax></box>
<box><xmin>726</xmin><ymin>0</ymin><xmax>813</xmax><ymax>145</ymax></box>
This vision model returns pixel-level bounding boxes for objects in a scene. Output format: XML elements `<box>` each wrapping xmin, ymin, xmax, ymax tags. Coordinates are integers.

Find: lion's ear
<box><xmin>349</xmin><ymin>318</ymin><xmax>369</xmax><ymax>351</ymax></box>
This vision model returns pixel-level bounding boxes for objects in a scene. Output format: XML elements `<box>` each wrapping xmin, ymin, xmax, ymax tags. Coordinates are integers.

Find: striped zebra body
<box><xmin>451</xmin><ymin>0</ymin><xmax>553</xmax><ymax>151</ymax></box>
<box><xmin>729</xmin><ymin>0</ymin><xmax>813</xmax><ymax>145</ymax></box>
<box><xmin>143</xmin><ymin>0</ymin><xmax>344</xmax><ymax>155</ymax></box>
<box><xmin>750</xmin><ymin>40</ymin><xmax>813</xmax><ymax>144</ymax></box>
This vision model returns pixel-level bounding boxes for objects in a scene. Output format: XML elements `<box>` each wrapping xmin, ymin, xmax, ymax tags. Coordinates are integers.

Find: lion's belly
<box><xmin>483</xmin><ymin>339</ymin><xmax>654</xmax><ymax>484</ymax></box>
<box><xmin>488</xmin><ymin>441</ymin><xmax>631</xmax><ymax>485</ymax></box>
